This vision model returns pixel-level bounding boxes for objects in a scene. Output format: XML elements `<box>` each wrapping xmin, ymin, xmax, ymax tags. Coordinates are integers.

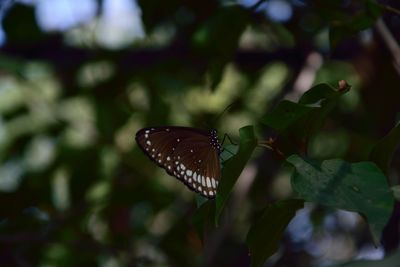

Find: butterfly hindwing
<box><xmin>135</xmin><ymin>127</ymin><xmax>221</xmax><ymax>198</ymax></box>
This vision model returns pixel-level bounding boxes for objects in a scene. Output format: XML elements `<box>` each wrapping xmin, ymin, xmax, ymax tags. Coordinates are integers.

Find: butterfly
<box><xmin>135</xmin><ymin>126</ymin><xmax>222</xmax><ymax>199</ymax></box>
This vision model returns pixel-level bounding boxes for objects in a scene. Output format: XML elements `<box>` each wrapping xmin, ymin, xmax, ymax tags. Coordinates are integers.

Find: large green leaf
<box><xmin>369</xmin><ymin>122</ymin><xmax>400</xmax><ymax>175</ymax></box>
<box><xmin>215</xmin><ymin>126</ymin><xmax>257</xmax><ymax>224</ymax></box>
<box><xmin>330</xmin><ymin>250</ymin><xmax>400</xmax><ymax>267</ymax></box>
<box><xmin>287</xmin><ymin>154</ymin><xmax>394</xmax><ymax>245</ymax></box>
<box><xmin>246</xmin><ymin>199</ymin><xmax>304</xmax><ymax>267</ymax></box>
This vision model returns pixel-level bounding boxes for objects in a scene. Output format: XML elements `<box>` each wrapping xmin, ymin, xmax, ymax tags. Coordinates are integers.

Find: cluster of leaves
<box><xmin>196</xmin><ymin>83</ymin><xmax>398</xmax><ymax>267</ymax></box>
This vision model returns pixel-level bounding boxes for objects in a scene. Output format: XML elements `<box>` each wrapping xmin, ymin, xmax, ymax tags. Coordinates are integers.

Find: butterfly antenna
<box><xmin>211</xmin><ymin>102</ymin><xmax>237</xmax><ymax>127</ymax></box>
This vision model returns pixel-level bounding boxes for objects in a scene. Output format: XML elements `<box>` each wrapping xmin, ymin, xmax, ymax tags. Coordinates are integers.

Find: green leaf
<box><xmin>192</xmin><ymin>200</ymin><xmax>215</xmax><ymax>242</ymax></box>
<box><xmin>287</xmin><ymin>155</ymin><xmax>395</xmax><ymax>245</ymax></box>
<box><xmin>215</xmin><ymin>126</ymin><xmax>257</xmax><ymax>224</ymax></box>
<box><xmin>193</xmin><ymin>5</ymin><xmax>248</xmax><ymax>58</ymax></box>
<box><xmin>365</xmin><ymin>0</ymin><xmax>383</xmax><ymax>19</ymax></box>
<box><xmin>298</xmin><ymin>83</ymin><xmax>346</xmax><ymax>105</ymax></box>
<box><xmin>3</xmin><ymin>4</ymin><xmax>45</xmax><ymax>45</ymax></box>
<box><xmin>220</xmin><ymin>144</ymin><xmax>239</xmax><ymax>163</ymax></box>
<box><xmin>262</xmin><ymin>83</ymin><xmax>350</xmax><ymax>150</ymax></box>
<box><xmin>369</xmin><ymin>122</ymin><xmax>400</xmax><ymax>175</ymax></box>
<box><xmin>298</xmin><ymin>83</ymin><xmax>349</xmax><ymax>137</ymax></box>
<box><xmin>330</xmin><ymin>250</ymin><xmax>400</xmax><ymax>267</ymax></box>
<box><xmin>328</xmin><ymin>1</ymin><xmax>382</xmax><ymax>50</ymax></box>
<box><xmin>246</xmin><ymin>199</ymin><xmax>304</xmax><ymax>267</ymax></box>
<box><xmin>193</xmin><ymin>5</ymin><xmax>249</xmax><ymax>89</ymax></box>
<box><xmin>262</xmin><ymin>100</ymin><xmax>317</xmax><ymax>131</ymax></box>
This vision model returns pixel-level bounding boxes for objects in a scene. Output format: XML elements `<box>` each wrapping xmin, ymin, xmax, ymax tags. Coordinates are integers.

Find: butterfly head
<box><xmin>210</xmin><ymin>129</ymin><xmax>222</xmax><ymax>153</ymax></box>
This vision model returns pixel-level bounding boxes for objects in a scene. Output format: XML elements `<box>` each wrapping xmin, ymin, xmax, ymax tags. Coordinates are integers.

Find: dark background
<box><xmin>0</xmin><ymin>0</ymin><xmax>399</xmax><ymax>266</ymax></box>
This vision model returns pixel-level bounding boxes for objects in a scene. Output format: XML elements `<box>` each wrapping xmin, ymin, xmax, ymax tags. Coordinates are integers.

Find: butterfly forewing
<box><xmin>135</xmin><ymin>127</ymin><xmax>221</xmax><ymax>198</ymax></box>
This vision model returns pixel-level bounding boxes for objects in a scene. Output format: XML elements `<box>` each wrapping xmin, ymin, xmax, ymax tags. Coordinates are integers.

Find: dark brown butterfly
<box><xmin>135</xmin><ymin>126</ymin><xmax>221</xmax><ymax>198</ymax></box>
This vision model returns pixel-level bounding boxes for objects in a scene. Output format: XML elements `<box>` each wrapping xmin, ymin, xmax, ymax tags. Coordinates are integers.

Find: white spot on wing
<box><xmin>180</xmin><ymin>163</ymin><xmax>186</xmax><ymax>170</ymax></box>
<box><xmin>186</xmin><ymin>170</ymin><xmax>192</xmax><ymax>176</ymax></box>
<box><xmin>146</xmin><ymin>140</ymin><xmax>151</xmax><ymax>145</ymax></box>
<box><xmin>206</xmin><ymin>177</ymin><xmax>211</xmax><ymax>187</ymax></box>
<box><xmin>212</xmin><ymin>178</ymin><xmax>216</xmax><ymax>188</ymax></box>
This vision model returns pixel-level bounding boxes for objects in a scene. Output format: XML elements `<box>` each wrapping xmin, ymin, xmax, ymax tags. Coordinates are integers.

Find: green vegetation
<box><xmin>1</xmin><ymin>0</ymin><xmax>400</xmax><ymax>266</ymax></box>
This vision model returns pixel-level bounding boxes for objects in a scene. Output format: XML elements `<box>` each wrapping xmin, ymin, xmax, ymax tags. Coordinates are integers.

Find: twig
<box><xmin>259</xmin><ymin>138</ymin><xmax>286</xmax><ymax>160</ymax></box>
<box><xmin>375</xmin><ymin>18</ymin><xmax>400</xmax><ymax>74</ymax></box>
<box><xmin>250</xmin><ymin>0</ymin><xmax>267</xmax><ymax>11</ymax></box>
<box><xmin>382</xmin><ymin>5</ymin><xmax>400</xmax><ymax>17</ymax></box>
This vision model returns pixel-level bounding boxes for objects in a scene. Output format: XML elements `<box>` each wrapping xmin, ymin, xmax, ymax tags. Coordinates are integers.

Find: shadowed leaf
<box><xmin>287</xmin><ymin>154</ymin><xmax>394</xmax><ymax>245</ymax></box>
<box><xmin>262</xmin><ymin>83</ymin><xmax>350</xmax><ymax>153</ymax></box>
<box><xmin>369</xmin><ymin>122</ymin><xmax>400</xmax><ymax>175</ymax></box>
<box><xmin>215</xmin><ymin>126</ymin><xmax>257</xmax><ymax>224</ymax></box>
<box><xmin>247</xmin><ymin>199</ymin><xmax>304</xmax><ymax>267</ymax></box>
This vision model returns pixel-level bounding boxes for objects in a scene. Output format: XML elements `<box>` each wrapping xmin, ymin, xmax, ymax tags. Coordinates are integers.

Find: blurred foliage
<box><xmin>1</xmin><ymin>0</ymin><xmax>400</xmax><ymax>267</ymax></box>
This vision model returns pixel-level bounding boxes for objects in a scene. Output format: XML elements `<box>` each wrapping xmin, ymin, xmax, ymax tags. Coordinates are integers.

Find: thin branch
<box><xmin>382</xmin><ymin>4</ymin><xmax>400</xmax><ymax>17</ymax></box>
<box><xmin>250</xmin><ymin>0</ymin><xmax>267</xmax><ymax>11</ymax></box>
<box><xmin>375</xmin><ymin>18</ymin><xmax>400</xmax><ymax>74</ymax></box>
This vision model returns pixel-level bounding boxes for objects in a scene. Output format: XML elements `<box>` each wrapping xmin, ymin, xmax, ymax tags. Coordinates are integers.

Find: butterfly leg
<box><xmin>221</xmin><ymin>133</ymin><xmax>237</xmax><ymax>146</ymax></box>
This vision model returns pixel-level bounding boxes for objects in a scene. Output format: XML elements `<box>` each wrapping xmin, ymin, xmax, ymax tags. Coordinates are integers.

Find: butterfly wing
<box><xmin>135</xmin><ymin>127</ymin><xmax>220</xmax><ymax>198</ymax></box>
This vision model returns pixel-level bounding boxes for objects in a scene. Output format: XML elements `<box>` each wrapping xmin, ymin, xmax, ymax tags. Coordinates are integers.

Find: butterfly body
<box><xmin>135</xmin><ymin>126</ymin><xmax>221</xmax><ymax>198</ymax></box>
